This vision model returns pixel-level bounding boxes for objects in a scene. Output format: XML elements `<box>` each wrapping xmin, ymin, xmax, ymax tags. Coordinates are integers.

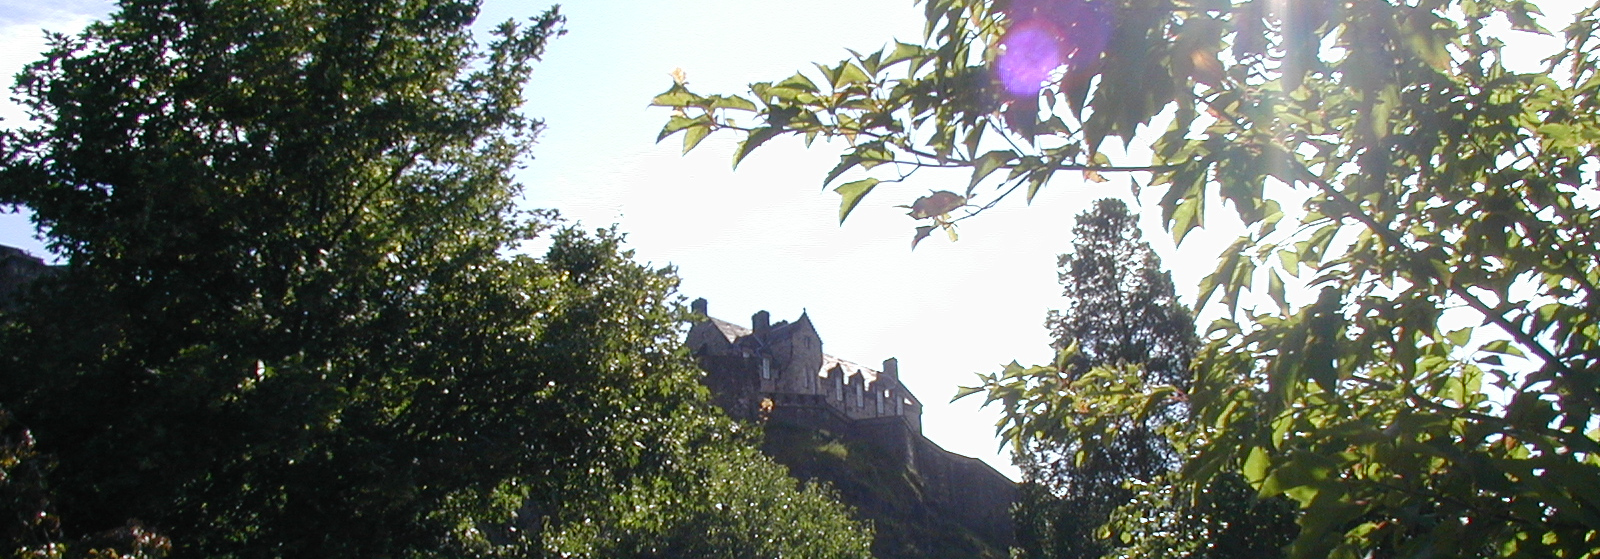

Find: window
<box><xmin>875</xmin><ymin>390</ymin><xmax>884</xmax><ymax>414</ymax></box>
<box><xmin>760</xmin><ymin>356</ymin><xmax>772</xmax><ymax>380</ymax></box>
<box><xmin>835</xmin><ymin>374</ymin><xmax>844</xmax><ymax>401</ymax></box>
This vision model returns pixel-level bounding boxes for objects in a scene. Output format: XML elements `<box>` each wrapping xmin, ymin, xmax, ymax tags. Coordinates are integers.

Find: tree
<box><xmin>1013</xmin><ymin>198</ymin><xmax>1196</xmax><ymax>559</ymax></box>
<box><xmin>657</xmin><ymin>0</ymin><xmax>1600</xmax><ymax>556</ymax></box>
<box><xmin>544</xmin><ymin>427</ymin><xmax>874</xmax><ymax>559</ymax></box>
<box><xmin>2</xmin><ymin>407</ymin><xmax>173</xmax><ymax>559</ymax></box>
<box><xmin>994</xmin><ymin>198</ymin><xmax>1293</xmax><ymax>559</ymax></box>
<box><xmin>0</xmin><ymin>0</ymin><xmax>874</xmax><ymax>557</ymax></box>
<box><xmin>1048</xmin><ymin>199</ymin><xmax>1195</xmax><ymax>399</ymax></box>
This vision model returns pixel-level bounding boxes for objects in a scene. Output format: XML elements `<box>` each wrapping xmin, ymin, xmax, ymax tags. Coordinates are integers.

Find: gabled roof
<box><xmin>698</xmin><ymin>311</ymin><xmax>921</xmax><ymax>406</ymax></box>
<box><xmin>821</xmin><ymin>354</ymin><xmax>879</xmax><ymax>385</ymax></box>
<box><xmin>711</xmin><ymin>312</ymin><xmax>820</xmax><ymax>348</ymax></box>
<box><xmin>708</xmin><ymin>317</ymin><xmax>751</xmax><ymax>343</ymax></box>
<box><xmin>764</xmin><ymin>311</ymin><xmax>817</xmax><ymax>341</ymax></box>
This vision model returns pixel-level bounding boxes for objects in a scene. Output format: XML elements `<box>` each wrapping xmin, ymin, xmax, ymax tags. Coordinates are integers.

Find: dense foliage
<box><xmin>0</xmin><ymin>0</ymin><xmax>873</xmax><ymax>557</ymax></box>
<box><xmin>1004</xmin><ymin>198</ymin><xmax>1196</xmax><ymax>559</ymax></box>
<box><xmin>658</xmin><ymin>0</ymin><xmax>1600</xmax><ymax>556</ymax></box>
<box><xmin>993</xmin><ymin>199</ymin><xmax>1295</xmax><ymax>559</ymax></box>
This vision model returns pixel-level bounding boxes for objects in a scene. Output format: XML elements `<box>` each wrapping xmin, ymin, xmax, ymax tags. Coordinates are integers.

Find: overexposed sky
<box><xmin>495</xmin><ymin>0</ymin><xmax>1253</xmax><ymax>479</ymax></box>
<box><xmin>0</xmin><ymin>0</ymin><xmax>1582</xmax><ymax>480</ymax></box>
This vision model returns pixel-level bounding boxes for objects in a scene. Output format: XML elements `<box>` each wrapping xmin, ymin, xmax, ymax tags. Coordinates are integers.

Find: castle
<box><xmin>686</xmin><ymin>298</ymin><xmax>924</xmax><ymax>431</ymax></box>
<box><xmin>686</xmin><ymin>299</ymin><xmax>1016</xmax><ymax>553</ymax></box>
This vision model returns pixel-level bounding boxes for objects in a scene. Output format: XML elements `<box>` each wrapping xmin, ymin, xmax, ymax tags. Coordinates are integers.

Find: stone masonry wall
<box><xmin>686</xmin><ymin>302</ymin><xmax>1016</xmax><ymax>552</ymax></box>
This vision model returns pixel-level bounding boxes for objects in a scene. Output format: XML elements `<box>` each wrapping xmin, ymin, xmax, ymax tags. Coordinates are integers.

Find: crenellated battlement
<box><xmin>686</xmin><ymin>297</ymin><xmax>1016</xmax><ymax>552</ymax></box>
<box><xmin>685</xmin><ymin>299</ymin><xmax>922</xmax><ymax>433</ymax></box>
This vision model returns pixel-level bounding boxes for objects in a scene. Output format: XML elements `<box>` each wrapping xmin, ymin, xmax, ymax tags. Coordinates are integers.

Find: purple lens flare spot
<box><xmin>997</xmin><ymin>19</ymin><xmax>1064</xmax><ymax>97</ymax></box>
<box><xmin>994</xmin><ymin>0</ymin><xmax>1115</xmax><ymax>97</ymax></box>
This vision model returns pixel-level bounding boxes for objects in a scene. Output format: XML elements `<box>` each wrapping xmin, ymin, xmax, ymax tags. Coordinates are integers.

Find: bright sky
<box><xmin>488</xmin><ymin>0</ymin><xmax>1263</xmax><ymax>480</ymax></box>
<box><xmin>0</xmin><ymin>0</ymin><xmax>1583</xmax><ymax>480</ymax></box>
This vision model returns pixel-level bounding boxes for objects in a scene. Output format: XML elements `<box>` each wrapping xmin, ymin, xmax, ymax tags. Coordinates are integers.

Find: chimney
<box><xmin>691</xmin><ymin>297</ymin><xmax>708</xmax><ymax>316</ymax></box>
<box><xmin>882</xmin><ymin>357</ymin><xmax>899</xmax><ymax>381</ymax></box>
<box><xmin>752</xmin><ymin>310</ymin><xmax>770</xmax><ymax>332</ymax></box>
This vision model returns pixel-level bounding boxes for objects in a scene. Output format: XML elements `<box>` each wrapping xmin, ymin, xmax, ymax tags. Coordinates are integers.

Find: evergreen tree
<box><xmin>0</xmin><ymin>0</ymin><xmax>872</xmax><ymax>557</ymax></box>
<box><xmin>1014</xmin><ymin>199</ymin><xmax>1295</xmax><ymax>559</ymax></box>
<box><xmin>1014</xmin><ymin>198</ymin><xmax>1194</xmax><ymax>559</ymax></box>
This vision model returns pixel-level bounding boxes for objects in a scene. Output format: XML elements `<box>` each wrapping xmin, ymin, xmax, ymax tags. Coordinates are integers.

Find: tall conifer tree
<box><xmin>1013</xmin><ymin>199</ymin><xmax>1295</xmax><ymax>559</ymax></box>
<box><xmin>1013</xmin><ymin>198</ymin><xmax>1195</xmax><ymax>559</ymax></box>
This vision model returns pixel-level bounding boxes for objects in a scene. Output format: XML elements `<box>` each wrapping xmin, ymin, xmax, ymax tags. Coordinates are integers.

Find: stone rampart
<box><xmin>686</xmin><ymin>299</ymin><xmax>1016</xmax><ymax>552</ymax></box>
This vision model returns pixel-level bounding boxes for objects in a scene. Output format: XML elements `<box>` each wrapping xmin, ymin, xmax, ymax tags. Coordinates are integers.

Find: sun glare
<box><xmin>996</xmin><ymin>0</ymin><xmax>1112</xmax><ymax>96</ymax></box>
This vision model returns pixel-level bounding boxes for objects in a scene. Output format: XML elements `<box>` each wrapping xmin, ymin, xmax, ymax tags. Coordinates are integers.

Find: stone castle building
<box><xmin>686</xmin><ymin>298</ymin><xmax>1016</xmax><ymax>551</ymax></box>
<box><xmin>686</xmin><ymin>298</ymin><xmax>923</xmax><ymax>431</ymax></box>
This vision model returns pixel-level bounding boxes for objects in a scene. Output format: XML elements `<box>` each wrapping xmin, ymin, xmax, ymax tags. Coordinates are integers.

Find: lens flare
<box><xmin>997</xmin><ymin>19</ymin><xmax>1063</xmax><ymax>97</ymax></box>
<box><xmin>994</xmin><ymin>0</ymin><xmax>1113</xmax><ymax>97</ymax></box>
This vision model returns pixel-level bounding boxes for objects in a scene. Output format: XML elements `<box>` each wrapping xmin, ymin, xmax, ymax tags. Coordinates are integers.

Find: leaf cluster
<box><xmin>0</xmin><ymin>1</ymin><xmax>874</xmax><ymax>557</ymax></box>
<box><xmin>653</xmin><ymin>0</ymin><xmax>1210</xmax><ymax>245</ymax></box>
<box><xmin>677</xmin><ymin>0</ymin><xmax>1600</xmax><ymax>556</ymax></box>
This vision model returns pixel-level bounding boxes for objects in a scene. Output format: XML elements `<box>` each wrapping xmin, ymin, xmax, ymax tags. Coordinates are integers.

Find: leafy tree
<box><xmin>546</xmin><ymin>425</ymin><xmax>874</xmax><ymax>559</ymax></box>
<box><xmin>657</xmin><ymin>0</ymin><xmax>1600</xmax><ymax>556</ymax></box>
<box><xmin>2</xmin><ymin>407</ymin><xmax>173</xmax><ymax>559</ymax></box>
<box><xmin>0</xmin><ymin>0</ymin><xmax>873</xmax><ymax>557</ymax></box>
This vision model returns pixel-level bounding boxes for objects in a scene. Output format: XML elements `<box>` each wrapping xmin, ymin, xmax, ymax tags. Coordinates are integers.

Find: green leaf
<box><xmin>650</xmin><ymin>83</ymin><xmax>700</xmax><ymax>107</ymax></box>
<box><xmin>824</xmin><ymin>153</ymin><xmax>865</xmax><ymax>187</ymax></box>
<box><xmin>850</xmin><ymin>47</ymin><xmax>882</xmax><ymax>76</ymax></box>
<box><xmin>1403</xmin><ymin>12</ymin><xmax>1452</xmax><ymax>70</ymax></box>
<box><xmin>732</xmin><ymin>126</ymin><xmax>783</xmax><ymax>168</ymax></box>
<box><xmin>968</xmin><ymin>150</ymin><xmax>1015</xmax><ymax>191</ymax></box>
<box><xmin>833</xmin><ymin>178</ymin><xmax>881</xmax><ymax>223</ymax></box>
<box><xmin>777</xmin><ymin>71</ymin><xmax>819</xmax><ymax>93</ymax></box>
<box><xmin>1480</xmin><ymin>340</ymin><xmax>1526</xmax><ymax>358</ymax></box>
<box><xmin>952</xmin><ymin>385</ymin><xmax>984</xmax><ymax>401</ymax></box>
<box><xmin>1278</xmin><ymin>249</ymin><xmax>1301</xmax><ymax>277</ymax></box>
<box><xmin>962</xmin><ymin>118</ymin><xmax>989</xmax><ymax>160</ymax></box>
<box><xmin>1170</xmin><ymin>195</ymin><xmax>1205</xmax><ymax>245</ymax></box>
<box><xmin>1244</xmin><ymin>446</ymin><xmax>1273</xmax><ymax>488</ymax></box>
<box><xmin>682</xmin><ymin>125</ymin><xmax>711</xmax><ymax>154</ymax></box>
<box><xmin>1267</xmin><ymin>268</ymin><xmax>1288</xmax><ymax>313</ymax></box>
<box><xmin>656</xmin><ymin>114</ymin><xmax>702</xmax><ymax>142</ymax></box>
<box><xmin>835</xmin><ymin>62</ymin><xmax>871</xmax><ymax>87</ymax></box>
<box><xmin>1025</xmin><ymin>170</ymin><xmax>1051</xmax><ymax>203</ymax></box>
<box><xmin>811</xmin><ymin>62</ymin><xmax>841</xmax><ymax>89</ymax></box>
<box><xmin>709</xmin><ymin>95</ymin><xmax>757</xmax><ymax>112</ymax></box>
<box><xmin>881</xmin><ymin>41</ymin><xmax>925</xmax><ymax>69</ymax></box>
<box><xmin>1198</xmin><ymin>238</ymin><xmax>1248</xmax><ymax>309</ymax></box>
<box><xmin>1301</xmin><ymin>224</ymin><xmax>1338</xmax><ymax>265</ymax></box>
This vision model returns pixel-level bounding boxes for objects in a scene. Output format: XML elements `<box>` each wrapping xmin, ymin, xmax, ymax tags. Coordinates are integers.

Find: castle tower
<box><xmin>681</xmin><ymin>298</ymin><xmax>1012</xmax><ymax>552</ymax></box>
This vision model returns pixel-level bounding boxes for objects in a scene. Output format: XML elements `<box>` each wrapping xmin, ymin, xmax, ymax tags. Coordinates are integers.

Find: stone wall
<box><xmin>789</xmin><ymin>409</ymin><xmax>1017</xmax><ymax>550</ymax></box>
<box><xmin>686</xmin><ymin>301</ymin><xmax>1016</xmax><ymax>553</ymax></box>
